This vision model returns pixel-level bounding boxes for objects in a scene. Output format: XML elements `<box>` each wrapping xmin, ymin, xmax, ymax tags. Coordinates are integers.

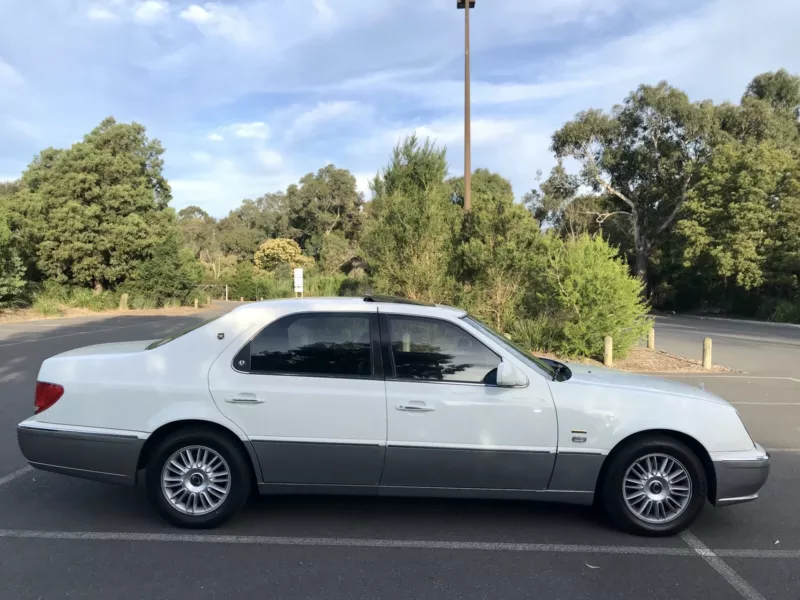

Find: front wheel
<box><xmin>145</xmin><ymin>427</ymin><xmax>252</xmax><ymax>529</ymax></box>
<box><xmin>601</xmin><ymin>436</ymin><xmax>707</xmax><ymax>536</ymax></box>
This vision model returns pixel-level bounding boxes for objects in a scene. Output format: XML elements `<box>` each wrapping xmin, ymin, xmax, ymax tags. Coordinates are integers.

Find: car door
<box><xmin>208</xmin><ymin>310</ymin><xmax>387</xmax><ymax>487</ymax></box>
<box><xmin>380</xmin><ymin>312</ymin><xmax>557</xmax><ymax>491</ymax></box>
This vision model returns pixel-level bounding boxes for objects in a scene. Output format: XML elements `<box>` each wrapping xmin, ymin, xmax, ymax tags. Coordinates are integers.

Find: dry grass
<box><xmin>537</xmin><ymin>346</ymin><xmax>735</xmax><ymax>374</ymax></box>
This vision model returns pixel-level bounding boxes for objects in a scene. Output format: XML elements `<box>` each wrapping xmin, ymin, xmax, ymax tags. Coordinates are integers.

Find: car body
<box><xmin>17</xmin><ymin>296</ymin><xmax>770</xmax><ymax>535</ymax></box>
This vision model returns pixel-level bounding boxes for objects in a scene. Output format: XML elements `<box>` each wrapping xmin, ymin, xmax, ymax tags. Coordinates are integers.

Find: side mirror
<box><xmin>496</xmin><ymin>361</ymin><xmax>528</xmax><ymax>387</ymax></box>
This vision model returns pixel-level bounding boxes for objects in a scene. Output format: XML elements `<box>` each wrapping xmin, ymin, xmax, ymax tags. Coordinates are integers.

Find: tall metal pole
<box><xmin>463</xmin><ymin>1</ymin><xmax>472</xmax><ymax>213</ymax></box>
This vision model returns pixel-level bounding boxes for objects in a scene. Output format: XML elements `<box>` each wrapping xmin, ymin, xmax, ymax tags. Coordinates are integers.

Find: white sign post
<box><xmin>293</xmin><ymin>268</ymin><xmax>304</xmax><ymax>297</ymax></box>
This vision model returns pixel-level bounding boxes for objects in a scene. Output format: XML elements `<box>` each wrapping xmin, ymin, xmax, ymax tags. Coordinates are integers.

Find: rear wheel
<box><xmin>145</xmin><ymin>427</ymin><xmax>252</xmax><ymax>529</ymax></box>
<box><xmin>602</xmin><ymin>436</ymin><xmax>707</xmax><ymax>536</ymax></box>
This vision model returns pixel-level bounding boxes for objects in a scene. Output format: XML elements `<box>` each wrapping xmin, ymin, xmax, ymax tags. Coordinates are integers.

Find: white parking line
<box><xmin>0</xmin><ymin>529</ymin><xmax>799</xmax><ymax>559</ymax></box>
<box><xmin>0</xmin><ymin>466</ymin><xmax>32</xmax><ymax>489</ymax></box>
<box><xmin>681</xmin><ymin>532</ymin><xmax>766</xmax><ymax>600</ymax></box>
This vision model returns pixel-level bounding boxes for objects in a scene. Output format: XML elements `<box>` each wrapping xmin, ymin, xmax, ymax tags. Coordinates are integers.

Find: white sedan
<box><xmin>17</xmin><ymin>296</ymin><xmax>769</xmax><ymax>535</ymax></box>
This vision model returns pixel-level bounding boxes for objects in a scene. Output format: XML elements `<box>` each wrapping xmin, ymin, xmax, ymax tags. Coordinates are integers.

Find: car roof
<box><xmin>229</xmin><ymin>296</ymin><xmax>467</xmax><ymax>319</ymax></box>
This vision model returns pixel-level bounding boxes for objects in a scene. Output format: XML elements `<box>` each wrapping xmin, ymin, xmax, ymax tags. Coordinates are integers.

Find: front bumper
<box><xmin>17</xmin><ymin>424</ymin><xmax>144</xmax><ymax>486</ymax></box>
<box><xmin>712</xmin><ymin>443</ymin><xmax>770</xmax><ymax>507</ymax></box>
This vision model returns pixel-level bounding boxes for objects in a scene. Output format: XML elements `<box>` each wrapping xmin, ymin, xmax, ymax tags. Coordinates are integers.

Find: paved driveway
<box><xmin>0</xmin><ymin>308</ymin><xmax>798</xmax><ymax>600</ymax></box>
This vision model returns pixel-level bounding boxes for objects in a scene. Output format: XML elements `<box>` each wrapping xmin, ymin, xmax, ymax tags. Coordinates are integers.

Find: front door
<box><xmin>380</xmin><ymin>313</ymin><xmax>557</xmax><ymax>491</ymax></box>
<box><xmin>209</xmin><ymin>310</ymin><xmax>386</xmax><ymax>487</ymax></box>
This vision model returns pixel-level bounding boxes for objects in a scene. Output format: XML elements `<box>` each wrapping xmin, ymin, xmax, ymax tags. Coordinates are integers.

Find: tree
<box><xmin>371</xmin><ymin>134</ymin><xmax>449</xmax><ymax>199</ymax></box>
<box><xmin>363</xmin><ymin>136</ymin><xmax>460</xmax><ymax>303</ymax></box>
<box><xmin>285</xmin><ymin>165</ymin><xmax>363</xmax><ymax>255</ymax></box>
<box><xmin>0</xmin><ymin>209</ymin><xmax>26</xmax><ymax>307</ymax></box>
<box><xmin>253</xmin><ymin>238</ymin><xmax>312</xmax><ymax>272</ymax></box>
<box><xmin>743</xmin><ymin>69</ymin><xmax>800</xmax><ymax>115</ymax></box>
<box><xmin>524</xmin><ymin>163</ymin><xmax>605</xmax><ymax>239</ymax></box>
<box><xmin>552</xmin><ymin>83</ymin><xmax>717</xmax><ymax>286</ymax></box>
<box><xmin>9</xmin><ymin>117</ymin><xmax>173</xmax><ymax>290</ymax></box>
<box><xmin>677</xmin><ymin>142</ymin><xmax>800</xmax><ymax>298</ymax></box>
<box><xmin>452</xmin><ymin>169</ymin><xmax>545</xmax><ymax>330</ymax></box>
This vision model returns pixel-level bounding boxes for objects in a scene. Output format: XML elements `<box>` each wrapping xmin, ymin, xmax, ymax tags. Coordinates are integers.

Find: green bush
<box><xmin>32</xmin><ymin>295</ymin><xmax>63</xmax><ymax>316</ymax></box>
<box><xmin>526</xmin><ymin>234</ymin><xmax>652</xmax><ymax>359</ymax></box>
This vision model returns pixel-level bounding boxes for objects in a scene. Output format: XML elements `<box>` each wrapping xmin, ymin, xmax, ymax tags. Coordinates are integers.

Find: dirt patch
<box><xmin>537</xmin><ymin>346</ymin><xmax>736</xmax><ymax>374</ymax></box>
<box><xmin>0</xmin><ymin>305</ymin><xmax>213</xmax><ymax>324</ymax></box>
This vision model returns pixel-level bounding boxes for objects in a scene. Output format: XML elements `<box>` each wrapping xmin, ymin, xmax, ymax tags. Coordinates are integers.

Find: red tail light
<box><xmin>34</xmin><ymin>381</ymin><xmax>64</xmax><ymax>414</ymax></box>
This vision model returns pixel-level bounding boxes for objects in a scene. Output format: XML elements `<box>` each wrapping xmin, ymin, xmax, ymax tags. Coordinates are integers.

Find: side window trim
<box><xmin>381</xmin><ymin>312</ymin><xmax>501</xmax><ymax>385</ymax></box>
<box><xmin>231</xmin><ymin>311</ymin><xmax>383</xmax><ymax>380</ymax></box>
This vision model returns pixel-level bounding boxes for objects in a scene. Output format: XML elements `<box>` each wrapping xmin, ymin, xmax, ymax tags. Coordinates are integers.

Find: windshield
<box><xmin>146</xmin><ymin>316</ymin><xmax>222</xmax><ymax>350</ymax></box>
<box><xmin>461</xmin><ymin>315</ymin><xmax>556</xmax><ymax>378</ymax></box>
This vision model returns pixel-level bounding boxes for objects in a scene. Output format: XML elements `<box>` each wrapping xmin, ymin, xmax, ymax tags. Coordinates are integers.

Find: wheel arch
<box><xmin>136</xmin><ymin>419</ymin><xmax>262</xmax><ymax>485</ymax></box>
<box><xmin>594</xmin><ymin>429</ymin><xmax>716</xmax><ymax>503</ymax></box>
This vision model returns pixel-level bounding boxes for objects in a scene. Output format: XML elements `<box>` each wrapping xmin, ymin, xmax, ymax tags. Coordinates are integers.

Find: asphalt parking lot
<box><xmin>0</xmin><ymin>308</ymin><xmax>798</xmax><ymax>599</ymax></box>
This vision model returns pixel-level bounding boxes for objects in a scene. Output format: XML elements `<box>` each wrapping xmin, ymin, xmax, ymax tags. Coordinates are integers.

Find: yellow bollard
<box><xmin>648</xmin><ymin>327</ymin><xmax>655</xmax><ymax>350</ymax></box>
<box><xmin>604</xmin><ymin>336</ymin><xmax>613</xmax><ymax>367</ymax></box>
<box><xmin>703</xmin><ymin>337</ymin><xmax>712</xmax><ymax>369</ymax></box>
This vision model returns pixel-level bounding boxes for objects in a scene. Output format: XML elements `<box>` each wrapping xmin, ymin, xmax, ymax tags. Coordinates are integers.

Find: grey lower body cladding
<box><xmin>17</xmin><ymin>425</ymin><xmax>143</xmax><ymax>485</ymax></box>
<box><xmin>251</xmin><ymin>440</ymin><xmax>602</xmax><ymax>504</ymax></box>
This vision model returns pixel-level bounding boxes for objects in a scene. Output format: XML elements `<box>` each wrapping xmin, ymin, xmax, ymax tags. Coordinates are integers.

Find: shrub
<box><xmin>526</xmin><ymin>234</ymin><xmax>652</xmax><ymax>359</ymax></box>
<box><xmin>33</xmin><ymin>295</ymin><xmax>63</xmax><ymax>316</ymax></box>
<box><xmin>0</xmin><ymin>210</ymin><xmax>27</xmax><ymax>309</ymax></box>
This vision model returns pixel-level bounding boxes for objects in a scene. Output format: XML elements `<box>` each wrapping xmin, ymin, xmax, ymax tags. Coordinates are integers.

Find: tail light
<box><xmin>34</xmin><ymin>381</ymin><xmax>64</xmax><ymax>414</ymax></box>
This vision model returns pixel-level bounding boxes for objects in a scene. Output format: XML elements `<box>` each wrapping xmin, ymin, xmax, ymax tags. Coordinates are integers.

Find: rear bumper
<box><xmin>17</xmin><ymin>424</ymin><xmax>144</xmax><ymax>486</ymax></box>
<box><xmin>712</xmin><ymin>443</ymin><xmax>770</xmax><ymax>507</ymax></box>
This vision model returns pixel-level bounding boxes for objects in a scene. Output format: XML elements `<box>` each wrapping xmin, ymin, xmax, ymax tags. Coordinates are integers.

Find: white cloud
<box><xmin>207</xmin><ymin>133</ymin><xmax>224</xmax><ymax>142</ymax></box>
<box><xmin>134</xmin><ymin>1</ymin><xmax>167</xmax><ymax>23</ymax></box>
<box><xmin>258</xmin><ymin>149</ymin><xmax>283</xmax><ymax>169</ymax></box>
<box><xmin>289</xmin><ymin>101</ymin><xmax>362</xmax><ymax>139</ymax></box>
<box><xmin>179</xmin><ymin>3</ymin><xmax>253</xmax><ymax>44</ymax></box>
<box><xmin>180</xmin><ymin>5</ymin><xmax>210</xmax><ymax>24</ymax></box>
<box><xmin>229</xmin><ymin>122</ymin><xmax>270</xmax><ymax>139</ymax></box>
<box><xmin>170</xmin><ymin>159</ymin><xmax>298</xmax><ymax>215</ymax></box>
<box><xmin>86</xmin><ymin>6</ymin><xmax>119</xmax><ymax>21</ymax></box>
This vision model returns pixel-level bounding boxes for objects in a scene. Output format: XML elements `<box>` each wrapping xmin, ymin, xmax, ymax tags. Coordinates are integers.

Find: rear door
<box><xmin>208</xmin><ymin>309</ymin><xmax>387</xmax><ymax>487</ymax></box>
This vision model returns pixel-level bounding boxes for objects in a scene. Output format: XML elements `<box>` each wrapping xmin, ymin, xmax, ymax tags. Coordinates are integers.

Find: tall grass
<box><xmin>32</xmin><ymin>295</ymin><xmax>63</xmax><ymax>317</ymax></box>
<box><xmin>129</xmin><ymin>294</ymin><xmax>158</xmax><ymax>310</ymax></box>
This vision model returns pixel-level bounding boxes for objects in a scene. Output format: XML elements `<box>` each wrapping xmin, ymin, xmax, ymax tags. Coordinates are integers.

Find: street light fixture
<box><xmin>457</xmin><ymin>0</ymin><xmax>475</xmax><ymax>212</ymax></box>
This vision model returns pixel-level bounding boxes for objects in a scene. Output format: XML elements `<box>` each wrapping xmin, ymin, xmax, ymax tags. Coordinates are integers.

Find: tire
<box><xmin>145</xmin><ymin>427</ymin><xmax>252</xmax><ymax>529</ymax></box>
<box><xmin>601</xmin><ymin>435</ymin><xmax>707</xmax><ymax>536</ymax></box>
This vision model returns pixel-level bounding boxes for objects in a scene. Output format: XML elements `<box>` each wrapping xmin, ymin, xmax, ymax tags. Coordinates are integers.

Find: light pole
<box><xmin>457</xmin><ymin>0</ymin><xmax>475</xmax><ymax>212</ymax></box>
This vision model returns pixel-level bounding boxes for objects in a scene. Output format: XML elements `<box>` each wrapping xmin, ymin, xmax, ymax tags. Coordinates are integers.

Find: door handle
<box><xmin>227</xmin><ymin>393</ymin><xmax>264</xmax><ymax>404</ymax></box>
<box><xmin>396</xmin><ymin>403</ymin><xmax>435</xmax><ymax>412</ymax></box>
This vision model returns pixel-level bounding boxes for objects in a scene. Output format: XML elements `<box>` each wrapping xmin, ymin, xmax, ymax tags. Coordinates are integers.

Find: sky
<box><xmin>1</xmin><ymin>0</ymin><xmax>800</xmax><ymax>217</ymax></box>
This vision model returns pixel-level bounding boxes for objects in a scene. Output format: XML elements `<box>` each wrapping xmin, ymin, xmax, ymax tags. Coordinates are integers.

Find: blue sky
<box><xmin>1</xmin><ymin>0</ymin><xmax>799</xmax><ymax>217</ymax></box>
